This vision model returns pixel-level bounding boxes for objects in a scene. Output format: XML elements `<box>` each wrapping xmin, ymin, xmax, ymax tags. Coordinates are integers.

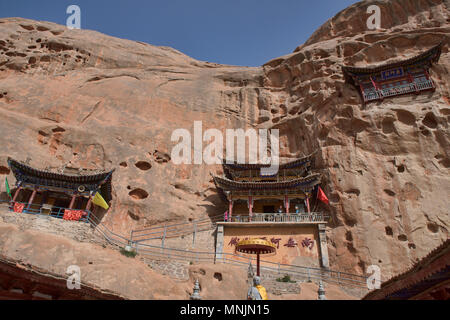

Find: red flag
<box><xmin>317</xmin><ymin>186</ymin><xmax>329</xmax><ymax>205</ymax></box>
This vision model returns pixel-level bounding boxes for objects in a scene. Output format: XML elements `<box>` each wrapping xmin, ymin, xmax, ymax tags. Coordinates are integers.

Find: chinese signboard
<box><xmin>380</xmin><ymin>67</ymin><xmax>404</xmax><ymax>81</ymax></box>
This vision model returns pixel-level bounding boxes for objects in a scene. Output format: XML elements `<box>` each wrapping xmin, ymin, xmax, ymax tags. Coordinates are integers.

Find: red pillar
<box><xmin>285</xmin><ymin>195</ymin><xmax>289</xmax><ymax>214</ymax></box>
<box><xmin>27</xmin><ymin>189</ymin><xmax>37</xmax><ymax>211</ymax></box>
<box><xmin>359</xmin><ymin>83</ymin><xmax>366</xmax><ymax>102</ymax></box>
<box><xmin>69</xmin><ymin>195</ymin><xmax>77</xmax><ymax>209</ymax></box>
<box><xmin>86</xmin><ymin>196</ymin><xmax>92</xmax><ymax>212</ymax></box>
<box><xmin>306</xmin><ymin>197</ymin><xmax>311</xmax><ymax>214</ymax></box>
<box><xmin>228</xmin><ymin>199</ymin><xmax>233</xmax><ymax>219</ymax></box>
<box><xmin>12</xmin><ymin>187</ymin><xmax>22</xmax><ymax>203</ymax></box>
<box><xmin>248</xmin><ymin>196</ymin><xmax>253</xmax><ymax>222</ymax></box>
<box><xmin>424</xmin><ymin>69</ymin><xmax>435</xmax><ymax>90</ymax></box>
<box><xmin>408</xmin><ymin>72</ymin><xmax>418</xmax><ymax>93</ymax></box>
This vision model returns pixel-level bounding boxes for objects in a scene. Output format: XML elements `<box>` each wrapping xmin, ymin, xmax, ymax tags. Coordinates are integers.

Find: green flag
<box><xmin>5</xmin><ymin>177</ymin><xmax>12</xmax><ymax>199</ymax></box>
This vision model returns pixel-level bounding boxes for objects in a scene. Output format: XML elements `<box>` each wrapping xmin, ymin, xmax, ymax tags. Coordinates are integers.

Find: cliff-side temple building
<box><xmin>6</xmin><ymin>158</ymin><xmax>113</xmax><ymax>222</ymax></box>
<box><xmin>342</xmin><ymin>43</ymin><xmax>442</xmax><ymax>104</ymax></box>
<box><xmin>213</xmin><ymin>152</ymin><xmax>330</xmax><ymax>269</ymax></box>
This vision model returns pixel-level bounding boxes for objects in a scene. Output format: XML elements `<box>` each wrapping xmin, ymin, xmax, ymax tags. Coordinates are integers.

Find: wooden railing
<box><xmin>363</xmin><ymin>79</ymin><xmax>434</xmax><ymax>102</ymax></box>
<box><xmin>2</xmin><ymin>200</ymin><xmax>92</xmax><ymax>222</ymax></box>
<box><xmin>228</xmin><ymin>212</ymin><xmax>329</xmax><ymax>223</ymax></box>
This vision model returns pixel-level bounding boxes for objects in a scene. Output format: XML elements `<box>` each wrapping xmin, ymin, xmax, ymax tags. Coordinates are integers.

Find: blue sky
<box><xmin>0</xmin><ymin>0</ymin><xmax>360</xmax><ymax>66</ymax></box>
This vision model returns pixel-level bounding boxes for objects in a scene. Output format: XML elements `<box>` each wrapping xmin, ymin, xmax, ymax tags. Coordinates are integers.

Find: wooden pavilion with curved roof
<box><xmin>213</xmin><ymin>151</ymin><xmax>331</xmax><ymax>269</ymax></box>
<box><xmin>342</xmin><ymin>42</ymin><xmax>442</xmax><ymax>103</ymax></box>
<box><xmin>6</xmin><ymin>157</ymin><xmax>114</xmax><ymax>222</ymax></box>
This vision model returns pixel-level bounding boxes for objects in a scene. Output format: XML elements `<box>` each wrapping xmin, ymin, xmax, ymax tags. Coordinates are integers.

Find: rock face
<box><xmin>0</xmin><ymin>218</ymin><xmax>188</xmax><ymax>299</ymax></box>
<box><xmin>261</xmin><ymin>0</ymin><xmax>450</xmax><ymax>280</ymax></box>
<box><xmin>0</xmin><ymin>0</ymin><xmax>449</xmax><ymax>289</ymax></box>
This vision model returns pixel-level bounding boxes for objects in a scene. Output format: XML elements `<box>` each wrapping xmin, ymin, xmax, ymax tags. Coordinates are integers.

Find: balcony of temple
<box><xmin>4</xmin><ymin>157</ymin><xmax>114</xmax><ymax>223</ymax></box>
<box><xmin>342</xmin><ymin>42</ymin><xmax>442</xmax><ymax>104</ymax></box>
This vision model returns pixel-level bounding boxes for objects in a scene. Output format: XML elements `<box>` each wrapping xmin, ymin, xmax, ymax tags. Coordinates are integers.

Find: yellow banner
<box><xmin>92</xmin><ymin>192</ymin><xmax>109</xmax><ymax>210</ymax></box>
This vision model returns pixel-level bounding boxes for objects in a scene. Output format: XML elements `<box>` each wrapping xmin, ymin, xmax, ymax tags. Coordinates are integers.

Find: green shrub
<box><xmin>276</xmin><ymin>274</ymin><xmax>296</xmax><ymax>283</ymax></box>
<box><xmin>120</xmin><ymin>248</ymin><xmax>137</xmax><ymax>258</ymax></box>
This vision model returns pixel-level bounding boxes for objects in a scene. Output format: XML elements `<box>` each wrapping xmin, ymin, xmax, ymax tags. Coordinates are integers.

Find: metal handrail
<box><xmin>132</xmin><ymin>219</ymin><xmax>216</xmax><ymax>238</ymax></box>
<box><xmin>0</xmin><ymin>200</ymin><xmax>368</xmax><ymax>289</ymax></box>
<box><xmin>131</xmin><ymin>214</ymin><xmax>223</xmax><ymax>243</ymax></box>
<box><xmin>132</xmin><ymin>214</ymin><xmax>223</xmax><ymax>233</ymax></box>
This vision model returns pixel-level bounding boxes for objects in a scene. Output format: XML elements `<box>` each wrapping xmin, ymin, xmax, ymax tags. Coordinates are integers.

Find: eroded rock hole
<box><xmin>36</xmin><ymin>26</ymin><xmax>50</xmax><ymax>32</ymax></box>
<box><xmin>52</xmin><ymin>126</ymin><xmax>65</xmax><ymax>133</ymax></box>
<box><xmin>398</xmin><ymin>234</ymin><xmax>407</xmax><ymax>242</ymax></box>
<box><xmin>213</xmin><ymin>272</ymin><xmax>223</xmax><ymax>281</ymax></box>
<box><xmin>135</xmin><ymin>161</ymin><xmax>152</xmax><ymax>171</ymax></box>
<box><xmin>128</xmin><ymin>188</ymin><xmax>149</xmax><ymax>200</ymax></box>
<box><xmin>119</xmin><ymin>162</ymin><xmax>127</xmax><ymax>168</ymax></box>
<box><xmin>345</xmin><ymin>189</ymin><xmax>360</xmax><ymax>196</ymax></box>
<box><xmin>20</xmin><ymin>24</ymin><xmax>34</xmax><ymax>31</ymax></box>
<box><xmin>427</xmin><ymin>222</ymin><xmax>439</xmax><ymax>233</ymax></box>
<box><xmin>382</xmin><ymin>117</ymin><xmax>396</xmax><ymax>134</ymax></box>
<box><xmin>395</xmin><ymin>110</ymin><xmax>416</xmax><ymax>126</ymax></box>
<box><xmin>385</xmin><ymin>226</ymin><xmax>393</xmax><ymax>236</ymax></box>
<box><xmin>420</xmin><ymin>126</ymin><xmax>431</xmax><ymax>136</ymax></box>
<box><xmin>422</xmin><ymin>112</ymin><xmax>438</xmax><ymax>129</ymax></box>
<box><xmin>127</xmin><ymin>210</ymin><xmax>140</xmax><ymax>221</ymax></box>
<box><xmin>153</xmin><ymin>151</ymin><xmax>171</xmax><ymax>163</ymax></box>
<box><xmin>0</xmin><ymin>166</ymin><xmax>10</xmax><ymax>175</ymax></box>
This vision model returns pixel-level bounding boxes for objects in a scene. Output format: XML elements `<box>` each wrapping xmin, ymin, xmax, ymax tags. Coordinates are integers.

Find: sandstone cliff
<box><xmin>0</xmin><ymin>0</ymin><xmax>449</xmax><ymax>290</ymax></box>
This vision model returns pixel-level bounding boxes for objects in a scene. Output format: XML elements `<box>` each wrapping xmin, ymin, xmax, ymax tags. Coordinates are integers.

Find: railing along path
<box><xmin>0</xmin><ymin>200</ymin><xmax>369</xmax><ymax>291</ymax></box>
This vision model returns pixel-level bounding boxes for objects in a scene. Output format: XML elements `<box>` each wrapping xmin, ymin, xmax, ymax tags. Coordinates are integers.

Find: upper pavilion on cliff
<box><xmin>342</xmin><ymin>42</ymin><xmax>442</xmax><ymax>103</ymax></box>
